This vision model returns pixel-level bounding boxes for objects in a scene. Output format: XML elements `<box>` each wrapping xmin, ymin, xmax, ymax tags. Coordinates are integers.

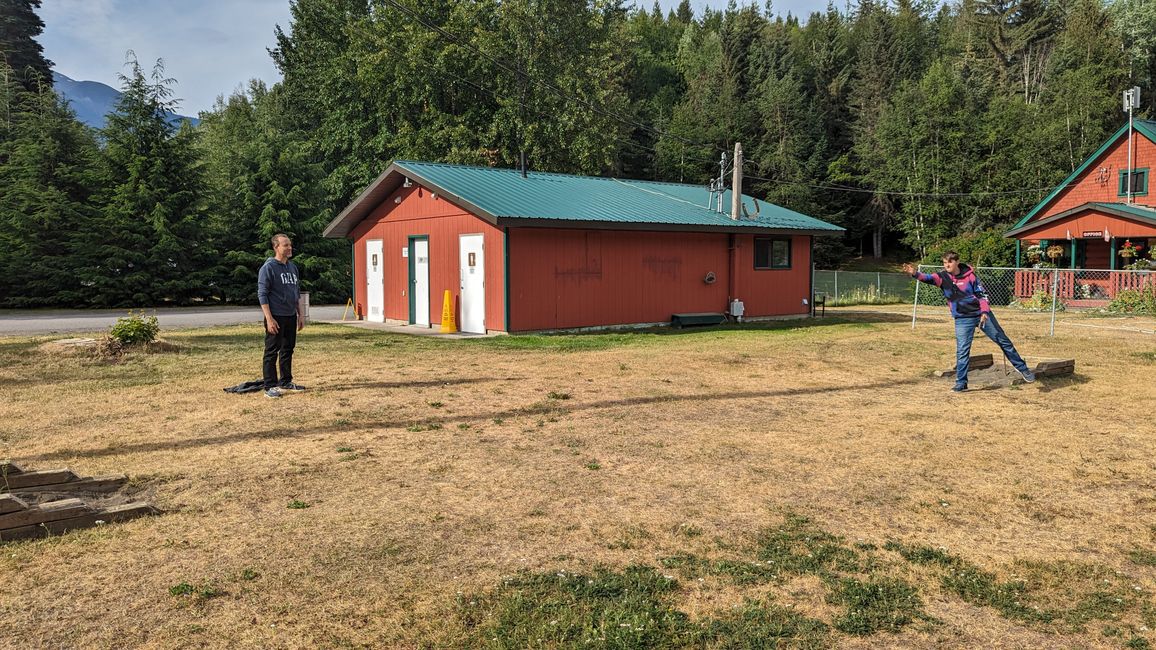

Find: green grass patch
<box><xmin>828</xmin><ymin>576</ymin><xmax>924</xmax><ymax>635</ymax></box>
<box><xmin>886</xmin><ymin>542</ymin><xmax>1144</xmax><ymax>632</ymax></box>
<box><xmin>459</xmin><ymin>566</ymin><xmax>831</xmax><ymax>648</ymax></box>
<box><xmin>1130</xmin><ymin>548</ymin><xmax>1156</xmax><ymax>567</ymax></box>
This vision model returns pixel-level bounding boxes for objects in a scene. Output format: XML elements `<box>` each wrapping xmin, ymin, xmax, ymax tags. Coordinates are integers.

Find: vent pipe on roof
<box><xmin>731</xmin><ymin>142</ymin><xmax>743</xmax><ymax>220</ymax></box>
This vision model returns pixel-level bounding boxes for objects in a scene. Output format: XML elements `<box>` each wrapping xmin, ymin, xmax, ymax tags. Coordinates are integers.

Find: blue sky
<box><xmin>40</xmin><ymin>0</ymin><xmax>843</xmax><ymax>116</ymax></box>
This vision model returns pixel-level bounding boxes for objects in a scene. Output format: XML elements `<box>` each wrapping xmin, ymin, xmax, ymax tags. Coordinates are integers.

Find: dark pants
<box><xmin>954</xmin><ymin>311</ymin><xmax>1028</xmax><ymax>387</ymax></box>
<box><xmin>263</xmin><ymin>314</ymin><xmax>297</xmax><ymax>389</ymax></box>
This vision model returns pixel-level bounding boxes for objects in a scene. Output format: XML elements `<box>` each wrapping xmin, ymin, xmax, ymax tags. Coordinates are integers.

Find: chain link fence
<box><xmin>910</xmin><ymin>266</ymin><xmax>1156</xmax><ymax>335</ymax></box>
<box><xmin>812</xmin><ymin>270</ymin><xmax>916</xmax><ymax>306</ymax></box>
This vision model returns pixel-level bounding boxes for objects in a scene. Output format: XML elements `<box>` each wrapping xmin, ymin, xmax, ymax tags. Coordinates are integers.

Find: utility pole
<box><xmin>731</xmin><ymin>142</ymin><xmax>743</xmax><ymax>220</ymax></box>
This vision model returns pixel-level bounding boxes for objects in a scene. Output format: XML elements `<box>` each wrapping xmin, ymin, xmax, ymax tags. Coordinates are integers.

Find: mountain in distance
<box><xmin>52</xmin><ymin>71</ymin><xmax>200</xmax><ymax>129</ymax></box>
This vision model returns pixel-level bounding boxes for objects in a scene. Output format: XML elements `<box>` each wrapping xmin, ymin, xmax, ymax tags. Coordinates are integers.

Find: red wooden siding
<box><xmin>1039</xmin><ymin>134</ymin><xmax>1156</xmax><ymax>218</ymax></box>
<box><xmin>507</xmin><ymin>229</ymin><xmax>811</xmax><ymax>331</ymax></box>
<box><xmin>733</xmin><ymin>234</ymin><xmax>812</xmax><ymax>317</ymax></box>
<box><xmin>1022</xmin><ymin>210</ymin><xmax>1156</xmax><ymax>240</ymax></box>
<box><xmin>351</xmin><ymin>186</ymin><xmax>506</xmax><ymax>330</ymax></box>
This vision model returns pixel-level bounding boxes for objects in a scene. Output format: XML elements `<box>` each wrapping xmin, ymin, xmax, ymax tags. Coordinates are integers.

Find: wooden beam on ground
<box><xmin>1032</xmin><ymin>359</ymin><xmax>1075</xmax><ymax>377</ymax></box>
<box><xmin>0</xmin><ymin>494</ymin><xmax>28</xmax><ymax>515</ymax></box>
<box><xmin>0</xmin><ymin>498</ymin><xmax>91</xmax><ymax>530</ymax></box>
<box><xmin>1</xmin><ymin>469</ymin><xmax>79</xmax><ymax>491</ymax></box>
<box><xmin>0</xmin><ymin>461</ymin><xmax>23</xmax><ymax>476</ymax></box>
<box><xmin>934</xmin><ymin>353</ymin><xmax>995</xmax><ymax>377</ymax></box>
<box><xmin>10</xmin><ymin>474</ymin><xmax>128</xmax><ymax>494</ymax></box>
<box><xmin>0</xmin><ymin>503</ymin><xmax>158</xmax><ymax>542</ymax></box>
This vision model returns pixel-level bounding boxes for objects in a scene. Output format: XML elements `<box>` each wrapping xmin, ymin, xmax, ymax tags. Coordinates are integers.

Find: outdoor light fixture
<box><xmin>394</xmin><ymin>196</ymin><xmax>402</xmax><ymax>204</ymax></box>
<box><xmin>403</xmin><ymin>178</ymin><xmax>413</xmax><ymax>188</ymax></box>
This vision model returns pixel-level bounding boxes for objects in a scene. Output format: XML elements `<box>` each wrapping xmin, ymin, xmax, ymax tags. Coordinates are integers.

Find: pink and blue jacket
<box><xmin>910</xmin><ymin>264</ymin><xmax>990</xmax><ymax>319</ymax></box>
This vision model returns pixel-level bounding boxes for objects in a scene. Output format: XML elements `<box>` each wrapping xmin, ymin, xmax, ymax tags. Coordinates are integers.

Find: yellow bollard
<box><xmin>440</xmin><ymin>289</ymin><xmax>458</xmax><ymax>333</ymax></box>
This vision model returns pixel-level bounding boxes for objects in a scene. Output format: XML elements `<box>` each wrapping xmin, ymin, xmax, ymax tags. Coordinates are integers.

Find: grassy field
<box><xmin>1</xmin><ymin>309</ymin><xmax>1155</xmax><ymax>649</ymax></box>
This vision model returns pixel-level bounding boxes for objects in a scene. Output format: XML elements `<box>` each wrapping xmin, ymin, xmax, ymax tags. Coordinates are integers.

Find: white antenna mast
<box><xmin>1124</xmin><ymin>86</ymin><xmax>1141</xmax><ymax>204</ymax></box>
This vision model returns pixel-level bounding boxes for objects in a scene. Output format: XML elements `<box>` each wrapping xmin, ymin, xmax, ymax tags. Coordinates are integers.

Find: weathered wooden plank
<box><xmin>11</xmin><ymin>475</ymin><xmax>128</xmax><ymax>494</ymax></box>
<box><xmin>1035</xmin><ymin>365</ymin><xmax>1075</xmax><ymax>377</ymax></box>
<box><xmin>968</xmin><ymin>354</ymin><xmax>994</xmax><ymax>369</ymax></box>
<box><xmin>0</xmin><ymin>469</ymin><xmax>78</xmax><ymax>491</ymax></box>
<box><xmin>0</xmin><ymin>461</ymin><xmax>23</xmax><ymax>476</ymax></box>
<box><xmin>0</xmin><ymin>494</ymin><xmax>28</xmax><ymax>515</ymax></box>
<box><xmin>0</xmin><ymin>498</ymin><xmax>90</xmax><ymax>530</ymax></box>
<box><xmin>934</xmin><ymin>354</ymin><xmax>995</xmax><ymax>377</ymax></box>
<box><xmin>0</xmin><ymin>503</ymin><xmax>158</xmax><ymax>542</ymax></box>
<box><xmin>1034</xmin><ymin>359</ymin><xmax>1075</xmax><ymax>373</ymax></box>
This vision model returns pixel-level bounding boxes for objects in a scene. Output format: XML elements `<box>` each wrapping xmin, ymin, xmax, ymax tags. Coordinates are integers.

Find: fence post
<box><xmin>1049</xmin><ymin>267</ymin><xmax>1059</xmax><ymax>337</ymax></box>
<box><xmin>911</xmin><ymin>265</ymin><xmax>921</xmax><ymax>329</ymax></box>
<box><xmin>877</xmin><ymin>272</ymin><xmax>882</xmax><ymax>298</ymax></box>
<box><xmin>834</xmin><ymin>271</ymin><xmax>839</xmax><ymax>306</ymax></box>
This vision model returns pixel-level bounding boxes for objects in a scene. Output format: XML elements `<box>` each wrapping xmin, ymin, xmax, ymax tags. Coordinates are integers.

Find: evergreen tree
<box><xmin>0</xmin><ymin>0</ymin><xmax>52</xmax><ymax>92</ymax></box>
<box><xmin>82</xmin><ymin>56</ymin><xmax>212</xmax><ymax>306</ymax></box>
<box><xmin>0</xmin><ymin>72</ymin><xmax>98</xmax><ymax>306</ymax></box>
<box><xmin>199</xmin><ymin>81</ymin><xmax>344</xmax><ymax>303</ymax></box>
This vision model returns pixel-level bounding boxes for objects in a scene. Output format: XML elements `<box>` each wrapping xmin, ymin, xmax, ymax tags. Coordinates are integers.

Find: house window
<box><xmin>754</xmin><ymin>237</ymin><xmax>791</xmax><ymax>270</ymax></box>
<box><xmin>1117</xmin><ymin>168</ymin><xmax>1149</xmax><ymax>197</ymax></box>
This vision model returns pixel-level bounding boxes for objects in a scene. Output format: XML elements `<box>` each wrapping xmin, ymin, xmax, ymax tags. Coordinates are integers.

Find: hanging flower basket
<box><xmin>1046</xmin><ymin>245</ymin><xmax>1065</xmax><ymax>261</ymax></box>
<box><xmin>1119</xmin><ymin>240</ymin><xmax>1141</xmax><ymax>259</ymax></box>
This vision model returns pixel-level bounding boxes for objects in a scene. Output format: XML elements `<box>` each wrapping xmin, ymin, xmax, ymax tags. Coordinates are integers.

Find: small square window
<box><xmin>1118</xmin><ymin>168</ymin><xmax>1148</xmax><ymax>197</ymax></box>
<box><xmin>755</xmin><ymin>237</ymin><xmax>791</xmax><ymax>270</ymax></box>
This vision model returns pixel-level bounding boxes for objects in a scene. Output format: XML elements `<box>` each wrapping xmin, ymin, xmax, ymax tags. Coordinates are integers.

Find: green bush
<box><xmin>1107</xmin><ymin>284</ymin><xmax>1156</xmax><ymax>315</ymax></box>
<box><xmin>1011</xmin><ymin>290</ymin><xmax>1063</xmax><ymax>312</ymax></box>
<box><xmin>108</xmin><ymin>310</ymin><xmax>160</xmax><ymax>345</ymax></box>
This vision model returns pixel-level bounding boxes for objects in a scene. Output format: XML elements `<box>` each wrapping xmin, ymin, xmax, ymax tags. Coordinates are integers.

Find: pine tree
<box><xmin>199</xmin><ymin>81</ymin><xmax>343</xmax><ymax>302</ymax></box>
<box><xmin>82</xmin><ymin>56</ymin><xmax>212</xmax><ymax>306</ymax></box>
<box><xmin>0</xmin><ymin>0</ymin><xmax>53</xmax><ymax>92</ymax></box>
<box><xmin>0</xmin><ymin>72</ymin><xmax>99</xmax><ymax>306</ymax></box>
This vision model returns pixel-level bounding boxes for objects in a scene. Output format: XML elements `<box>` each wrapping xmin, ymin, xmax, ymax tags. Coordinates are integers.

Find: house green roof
<box><xmin>323</xmin><ymin>160</ymin><xmax>844</xmax><ymax>238</ymax></box>
<box><xmin>1009</xmin><ymin>119</ymin><xmax>1156</xmax><ymax>234</ymax></box>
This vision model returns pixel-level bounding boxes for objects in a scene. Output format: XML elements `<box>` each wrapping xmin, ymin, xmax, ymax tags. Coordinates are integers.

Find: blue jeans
<box><xmin>954</xmin><ymin>312</ymin><xmax>1028</xmax><ymax>386</ymax></box>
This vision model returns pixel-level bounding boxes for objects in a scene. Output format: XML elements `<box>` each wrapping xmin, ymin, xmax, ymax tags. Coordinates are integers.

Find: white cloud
<box><xmin>41</xmin><ymin>0</ymin><xmax>290</xmax><ymax>115</ymax></box>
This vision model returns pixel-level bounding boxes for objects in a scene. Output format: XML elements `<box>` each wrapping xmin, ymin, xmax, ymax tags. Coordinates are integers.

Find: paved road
<box><xmin>0</xmin><ymin>305</ymin><xmax>348</xmax><ymax>336</ymax></box>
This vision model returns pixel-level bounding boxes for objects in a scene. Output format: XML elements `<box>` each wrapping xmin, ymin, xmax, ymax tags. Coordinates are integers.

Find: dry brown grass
<box><xmin>1</xmin><ymin>309</ymin><xmax>1154</xmax><ymax>649</ymax></box>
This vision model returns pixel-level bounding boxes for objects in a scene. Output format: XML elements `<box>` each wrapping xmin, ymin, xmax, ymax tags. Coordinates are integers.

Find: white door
<box><xmin>366</xmin><ymin>239</ymin><xmax>384</xmax><ymax>323</ymax></box>
<box><xmin>459</xmin><ymin>234</ymin><xmax>485</xmax><ymax>333</ymax></box>
<box><xmin>413</xmin><ymin>239</ymin><xmax>430</xmax><ymax>327</ymax></box>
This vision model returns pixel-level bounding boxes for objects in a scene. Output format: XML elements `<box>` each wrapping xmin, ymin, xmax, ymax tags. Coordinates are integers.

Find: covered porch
<box><xmin>1006</xmin><ymin>202</ymin><xmax>1156</xmax><ymax>305</ymax></box>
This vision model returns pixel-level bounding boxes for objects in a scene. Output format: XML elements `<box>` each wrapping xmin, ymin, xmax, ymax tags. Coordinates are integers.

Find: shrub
<box><xmin>1012</xmin><ymin>290</ymin><xmax>1063</xmax><ymax>312</ymax></box>
<box><xmin>109</xmin><ymin>310</ymin><xmax>160</xmax><ymax>345</ymax></box>
<box><xmin>1107</xmin><ymin>284</ymin><xmax>1156</xmax><ymax>315</ymax></box>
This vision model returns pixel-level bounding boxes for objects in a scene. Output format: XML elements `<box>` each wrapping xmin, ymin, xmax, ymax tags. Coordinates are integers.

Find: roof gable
<box><xmin>1011</xmin><ymin>120</ymin><xmax>1156</xmax><ymax>231</ymax></box>
<box><xmin>323</xmin><ymin>160</ymin><xmax>844</xmax><ymax>238</ymax></box>
<box><xmin>1006</xmin><ymin>201</ymin><xmax>1156</xmax><ymax>237</ymax></box>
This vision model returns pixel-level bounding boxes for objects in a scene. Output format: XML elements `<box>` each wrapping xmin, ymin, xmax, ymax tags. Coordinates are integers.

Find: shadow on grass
<box><xmin>318</xmin><ymin>377</ymin><xmax>518</xmax><ymax>392</ymax></box>
<box><xmin>28</xmin><ymin>377</ymin><xmax>926</xmax><ymax>462</ymax></box>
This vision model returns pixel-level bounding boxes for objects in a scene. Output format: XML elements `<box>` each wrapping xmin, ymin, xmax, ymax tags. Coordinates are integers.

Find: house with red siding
<box><xmin>1007</xmin><ymin>120</ymin><xmax>1156</xmax><ymax>269</ymax></box>
<box><xmin>322</xmin><ymin>161</ymin><xmax>843</xmax><ymax>333</ymax></box>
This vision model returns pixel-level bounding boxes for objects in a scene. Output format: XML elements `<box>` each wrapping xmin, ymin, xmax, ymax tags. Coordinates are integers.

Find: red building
<box><xmin>323</xmin><ymin>161</ymin><xmax>843</xmax><ymax>333</ymax></box>
<box><xmin>1007</xmin><ymin>120</ymin><xmax>1156</xmax><ymax>269</ymax></box>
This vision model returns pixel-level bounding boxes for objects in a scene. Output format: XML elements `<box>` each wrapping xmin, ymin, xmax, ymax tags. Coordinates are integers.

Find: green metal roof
<box><xmin>323</xmin><ymin>160</ymin><xmax>844</xmax><ymax>238</ymax></box>
<box><xmin>1010</xmin><ymin>120</ymin><xmax>1156</xmax><ymax>233</ymax></box>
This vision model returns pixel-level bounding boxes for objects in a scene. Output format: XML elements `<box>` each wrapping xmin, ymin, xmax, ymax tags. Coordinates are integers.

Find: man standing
<box><xmin>904</xmin><ymin>252</ymin><xmax>1035</xmax><ymax>392</ymax></box>
<box><xmin>258</xmin><ymin>234</ymin><xmax>305</xmax><ymax>398</ymax></box>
